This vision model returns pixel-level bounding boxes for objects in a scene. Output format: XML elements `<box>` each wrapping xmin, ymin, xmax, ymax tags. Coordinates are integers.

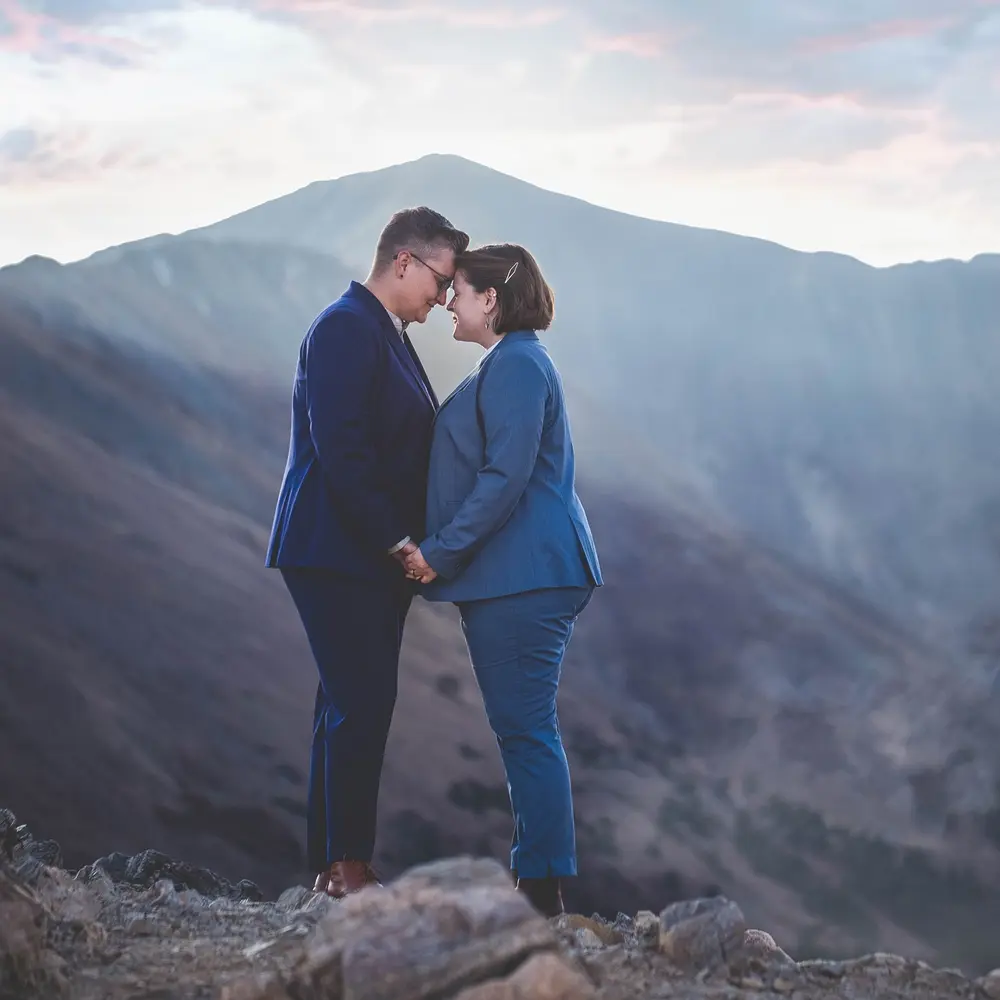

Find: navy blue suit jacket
<box><xmin>420</xmin><ymin>330</ymin><xmax>602</xmax><ymax>603</ymax></box>
<box><xmin>266</xmin><ymin>281</ymin><xmax>438</xmax><ymax>583</ymax></box>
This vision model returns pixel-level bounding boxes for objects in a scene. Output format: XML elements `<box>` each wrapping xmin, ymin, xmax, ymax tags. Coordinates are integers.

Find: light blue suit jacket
<box><xmin>419</xmin><ymin>329</ymin><xmax>602</xmax><ymax>603</ymax></box>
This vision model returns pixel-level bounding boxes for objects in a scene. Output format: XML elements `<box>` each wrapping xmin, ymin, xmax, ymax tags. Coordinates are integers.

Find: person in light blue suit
<box><xmin>403</xmin><ymin>244</ymin><xmax>602</xmax><ymax>917</ymax></box>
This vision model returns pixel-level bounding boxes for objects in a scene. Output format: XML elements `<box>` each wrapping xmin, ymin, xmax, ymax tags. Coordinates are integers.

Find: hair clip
<box><xmin>505</xmin><ymin>262</ymin><xmax>519</xmax><ymax>284</ymax></box>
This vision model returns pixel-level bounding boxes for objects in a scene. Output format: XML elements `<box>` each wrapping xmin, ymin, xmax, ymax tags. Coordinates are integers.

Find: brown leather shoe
<box><xmin>315</xmin><ymin>860</ymin><xmax>383</xmax><ymax>899</ymax></box>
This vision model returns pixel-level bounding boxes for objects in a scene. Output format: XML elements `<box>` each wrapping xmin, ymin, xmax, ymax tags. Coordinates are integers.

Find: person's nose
<box><xmin>446</xmin><ymin>292</ymin><xmax>456</xmax><ymax>312</ymax></box>
<box><xmin>436</xmin><ymin>284</ymin><xmax>449</xmax><ymax>306</ymax></box>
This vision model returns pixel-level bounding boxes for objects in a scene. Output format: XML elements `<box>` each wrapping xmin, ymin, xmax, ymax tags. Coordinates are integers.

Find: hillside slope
<box><xmin>3</xmin><ymin>292</ymin><xmax>1000</xmax><ymax>970</ymax></box>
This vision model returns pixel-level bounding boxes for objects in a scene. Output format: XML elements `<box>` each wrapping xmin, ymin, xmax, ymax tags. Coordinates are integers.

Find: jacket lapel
<box><xmin>434</xmin><ymin>352</ymin><xmax>490</xmax><ymax>424</ymax></box>
<box><xmin>383</xmin><ymin>319</ymin><xmax>438</xmax><ymax>413</ymax></box>
<box><xmin>433</xmin><ymin>373</ymin><xmax>471</xmax><ymax>424</ymax></box>
<box><xmin>402</xmin><ymin>332</ymin><xmax>439</xmax><ymax>410</ymax></box>
<box><xmin>433</xmin><ymin>332</ymin><xmax>537</xmax><ymax>424</ymax></box>
<box><xmin>346</xmin><ymin>282</ymin><xmax>437</xmax><ymax>412</ymax></box>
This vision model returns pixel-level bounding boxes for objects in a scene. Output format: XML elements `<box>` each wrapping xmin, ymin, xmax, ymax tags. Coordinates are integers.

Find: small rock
<box><xmin>235</xmin><ymin>879</ymin><xmax>264</xmax><ymax>902</ymax></box>
<box><xmin>243</xmin><ymin>939</ymin><xmax>277</xmax><ymax>959</ymax></box>
<box><xmin>867</xmin><ymin>952</ymin><xmax>909</xmax><ymax>968</ymax></box>
<box><xmin>771</xmin><ymin>975</ymin><xmax>799</xmax><ymax>994</ymax></box>
<box><xmin>742</xmin><ymin>928</ymin><xmax>793</xmax><ymax>965</ymax></box>
<box><xmin>0</xmin><ymin>809</ymin><xmax>17</xmax><ymax>860</ymax></box>
<box><xmin>300</xmin><ymin>890</ymin><xmax>334</xmax><ymax>915</ymax></box>
<box><xmin>633</xmin><ymin>910</ymin><xmax>659</xmax><ymax>947</ymax></box>
<box><xmin>801</xmin><ymin>959</ymin><xmax>846</xmax><ymax>978</ymax></box>
<box><xmin>74</xmin><ymin>864</ymin><xmax>116</xmax><ymax>900</ymax></box>
<box><xmin>507</xmin><ymin>952</ymin><xmax>597</xmax><ymax>999</ymax></box>
<box><xmin>454</xmin><ymin>953</ymin><xmax>596</xmax><ymax>1000</ymax></box>
<box><xmin>658</xmin><ymin>895</ymin><xmax>746</xmax><ymax>974</ymax></box>
<box><xmin>554</xmin><ymin>914</ymin><xmax>623</xmax><ymax>947</ymax></box>
<box><xmin>452</xmin><ymin>982</ymin><xmax>519</xmax><ymax>1000</ymax></box>
<box><xmin>92</xmin><ymin>851</ymin><xmax>131</xmax><ymax>883</ymax></box>
<box><xmin>34</xmin><ymin>868</ymin><xmax>102</xmax><ymax>923</ymax></box>
<box><xmin>123</xmin><ymin>848</ymin><xmax>241</xmax><ymax>898</ymax></box>
<box><xmin>148</xmin><ymin>878</ymin><xmax>179</xmax><ymax>905</ymax></box>
<box><xmin>276</xmin><ymin>886</ymin><xmax>312</xmax><ymax>912</ymax></box>
<box><xmin>124</xmin><ymin>915</ymin><xmax>157</xmax><ymax>936</ymax></box>
<box><xmin>30</xmin><ymin>839</ymin><xmax>62</xmax><ymax>868</ymax></box>
<box><xmin>574</xmin><ymin>928</ymin><xmax>605</xmax><ymax>950</ymax></box>
<box><xmin>977</xmin><ymin>969</ymin><xmax>1000</xmax><ymax>1000</ymax></box>
<box><xmin>219</xmin><ymin>972</ymin><xmax>291</xmax><ymax>1000</ymax></box>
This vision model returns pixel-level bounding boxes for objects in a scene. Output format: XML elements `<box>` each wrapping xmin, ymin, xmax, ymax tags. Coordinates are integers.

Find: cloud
<box><xmin>584</xmin><ymin>31</ymin><xmax>664</xmax><ymax>58</ymax></box>
<box><xmin>0</xmin><ymin>126</ymin><xmax>38</xmax><ymax>160</ymax></box>
<box><xmin>247</xmin><ymin>0</ymin><xmax>565</xmax><ymax>28</ymax></box>
<box><xmin>575</xmin><ymin>2</ymin><xmax>998</xmax><ymax>95</ymax></box>
<box><xmin>799</xmin><ymin>15</ymin><xmax>959</xmax><ymax>56</ymax></box>
<box><xmin>27</xmin><ymin>0</ymin><xmax>179</xmax><ymax>21</ymax></box>
<box><xmin>566</xmin><ymin>0</ymin><xmax>1000</xmax><ymax>165</ymax></box>
<box><xmin>0</xmin><ymin>124</ymin><xmax>149</xmax><ymax>183</ymax></box>
<box><xmin>7</xmin><ymin>0</ymin><xmax>566</xmax><ymax>29</ymax></box>
<box><xmin>662</xmin><ymin>93</ymin><xmax>928</xmax><ymax>170</ymax></box>
<box><xmin>0</xmin><ymin>0</ymin><xmax>144</xmax><ymax>63</ymax></box>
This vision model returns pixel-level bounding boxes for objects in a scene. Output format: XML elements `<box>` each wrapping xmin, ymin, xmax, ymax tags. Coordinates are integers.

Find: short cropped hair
<box><xmin>456</xmin><ymin>243</ymin><xmax>554</xmax><ymax>335</ymax></box>
<box><xmin>372</xmin><ymin>206</ymin><xmax>469</xmax><ymax>274</ymax></box>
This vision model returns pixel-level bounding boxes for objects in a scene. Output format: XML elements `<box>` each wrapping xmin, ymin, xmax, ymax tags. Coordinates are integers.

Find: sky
<box><xmin>2</xmin><ymin>0</ymin><xmax>998</xmax><ymax>267</ymax></box>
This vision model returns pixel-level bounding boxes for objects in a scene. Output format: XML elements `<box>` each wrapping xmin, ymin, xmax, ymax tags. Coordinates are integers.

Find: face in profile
<box><xmin>399</xmin><ymin>247</ymin><xmax>456</xmax><ymax>324</ymax></box>
<box><xmin>447</xmin><ymin>271</ymin><xmax>495</xmax><ymax>343</ymax></box>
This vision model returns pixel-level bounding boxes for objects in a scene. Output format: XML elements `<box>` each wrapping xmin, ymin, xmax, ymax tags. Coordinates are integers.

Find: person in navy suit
<box><xmin>403</xmin><ymin>244</ymin><xmax>602</xmax><ymax>917</ymax></box>
<box><xmin>266</xmin><ymin>207</ymin><xmax>469</xmax><ymax>898</ymax></box>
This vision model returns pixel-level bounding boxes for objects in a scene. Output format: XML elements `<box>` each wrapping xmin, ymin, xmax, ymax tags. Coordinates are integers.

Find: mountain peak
<box><xmin>0</xmin><ymin>254</ymin><xmax>63</xmax><ymax>275</ymax></box>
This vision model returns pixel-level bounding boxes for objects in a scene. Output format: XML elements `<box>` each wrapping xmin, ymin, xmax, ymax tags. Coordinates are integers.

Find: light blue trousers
<box><xmin>458</xmin><ymin>585</ymin><xmax>594</xmax><ymax>878</ymax></box>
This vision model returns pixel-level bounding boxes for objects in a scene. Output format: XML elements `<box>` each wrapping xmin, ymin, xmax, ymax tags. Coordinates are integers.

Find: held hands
<box><xmin>403</xmin><ymin>546</ymin><xmax>438</xmax><ymax>584</ymax></box>
<box><xmin>390</xmin><ymin>540</ymin><xmax>437</xmax><ymax>583</ymax></box>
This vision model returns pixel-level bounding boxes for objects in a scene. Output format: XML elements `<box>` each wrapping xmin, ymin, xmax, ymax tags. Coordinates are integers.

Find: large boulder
<box><xmin>225</xmin><ymin>857</ymin><xmax>579</xmax><ymax>1000</ymax></box>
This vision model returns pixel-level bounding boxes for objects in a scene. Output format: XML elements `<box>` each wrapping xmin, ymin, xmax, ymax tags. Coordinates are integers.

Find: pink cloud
<box><xmin>800</xmin><ymin>16</ymin><xmax>958</xmax><ymax>56</ymax></box>
<box><xmin>585</xmin><ymin>31</ymin><xmax>665</xmax><ymax>59</ymax></box>
<box><xmin>249</xmin><ymin>0</ymin><xmax>565</xmax><ymax>29</ymax></box>
<box><xmin>0</xmin><ymin>0</ymin><xmax>143</xmax><ymax>62</ymax></box>
<box><xmin>0</xmin><ymin>125</ymin><xmax>158</xmax><ymax>186</ymax></box>
<box><xmin>0</xmin><ymin>0</ymin><xmax>47</xmax><ymax>53</ymax></box>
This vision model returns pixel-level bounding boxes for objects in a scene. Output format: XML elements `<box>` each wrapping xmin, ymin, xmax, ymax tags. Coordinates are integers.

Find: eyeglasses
<box><xmin>394</xmin><ymin>250</ymin><xmax>453</xmax><ymax>294</ymax></box>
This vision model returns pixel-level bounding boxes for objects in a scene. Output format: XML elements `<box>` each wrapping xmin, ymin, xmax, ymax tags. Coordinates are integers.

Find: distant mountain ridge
<box><xmin>6</xmin><ymin>155</ymin><xmax>999</xmax><ymax>648</ymax></box>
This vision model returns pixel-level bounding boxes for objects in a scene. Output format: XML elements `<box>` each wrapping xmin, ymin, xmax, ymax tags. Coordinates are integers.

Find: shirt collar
<box><xmin>384</xmin><ymin>306</ymin><xmax>406</xmax><ymax>338</ymax></box>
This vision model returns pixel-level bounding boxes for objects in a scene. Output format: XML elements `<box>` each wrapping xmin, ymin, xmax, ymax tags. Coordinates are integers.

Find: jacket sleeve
<box><xmin>304</xmin><ymin>311</ymin><xmax>405</xmax><ymax>553</ymax></box>
<box><xmin>420</xmin><ymin>350</ymin><xmax>548</xmax><ymax>580</ymax></box>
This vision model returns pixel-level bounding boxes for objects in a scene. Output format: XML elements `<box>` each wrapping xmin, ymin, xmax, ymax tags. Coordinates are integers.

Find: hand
<box><xmin>403</xmin><ymin>546</ymin><xmax>438</xmax><ymax>585</ymax></box>
<box><xmin>391</xmin><ymin>540</ymin><xmax>418</xmax><ymax>572</ymax></box>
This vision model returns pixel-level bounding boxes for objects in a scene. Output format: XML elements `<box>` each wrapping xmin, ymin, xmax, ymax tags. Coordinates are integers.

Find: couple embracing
<box><xmin>265</xmin><ymin>207</ymin><xmax>602</xmax><ymax>918</ymax></box>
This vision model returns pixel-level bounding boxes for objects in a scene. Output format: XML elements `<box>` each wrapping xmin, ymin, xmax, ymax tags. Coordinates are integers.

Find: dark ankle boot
<box><xmin>515</xmin><ymin>876</ymin><xmax>565</xmax><ymax>917</ymax></box>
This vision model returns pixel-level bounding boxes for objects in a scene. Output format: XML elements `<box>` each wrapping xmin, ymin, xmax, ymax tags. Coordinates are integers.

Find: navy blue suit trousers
<box><xmin>281</xmin><ymin>569</ymin><xmax>412</xmax><ymax>868</ymax></box>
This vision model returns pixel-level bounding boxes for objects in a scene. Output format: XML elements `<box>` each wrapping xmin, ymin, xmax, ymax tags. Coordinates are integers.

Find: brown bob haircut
<box><xmin>456</xmin><ymin>243</ymin><xmax>554</xmax><ymax>335</ymax></box>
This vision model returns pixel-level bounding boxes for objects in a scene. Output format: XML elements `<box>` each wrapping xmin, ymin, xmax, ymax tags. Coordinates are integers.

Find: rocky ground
<box><xmin>3</xmin><ymin>808</ymin><xmax>999</xmax><ymax>1000</ymax></box>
